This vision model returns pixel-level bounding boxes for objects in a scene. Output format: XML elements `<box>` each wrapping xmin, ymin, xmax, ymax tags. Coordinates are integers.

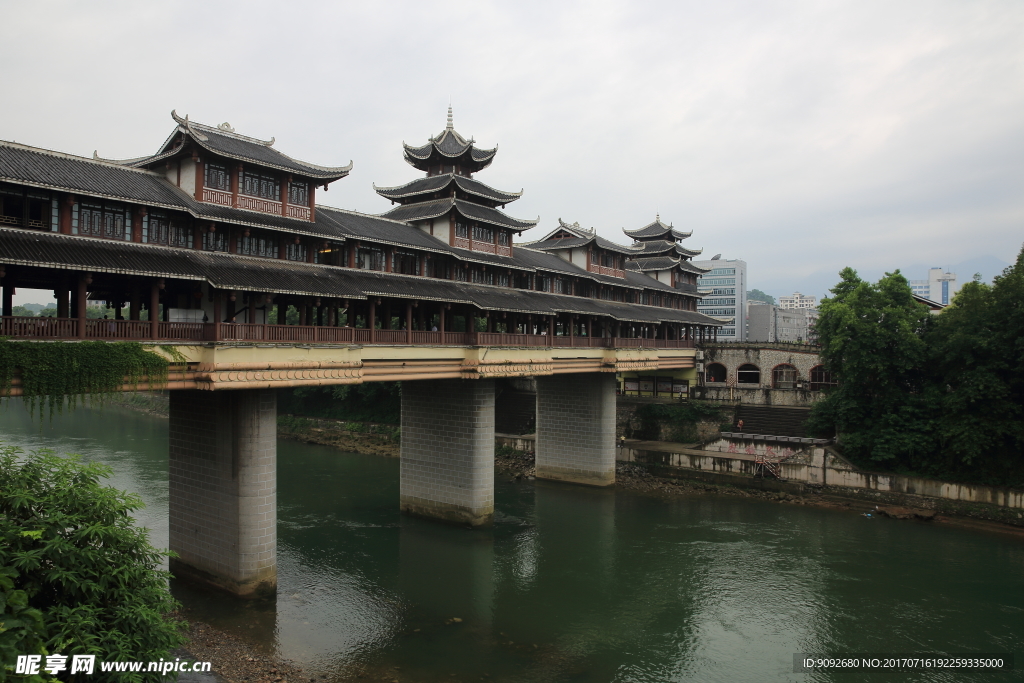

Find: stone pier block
<box><xmin>535</xmin><ymin>373</ymin><xmax>616</xmax><ymax>486</ymax></box>
<box><xmin>168</xmin><ymin>389</ymin><xmax>277</xmax><ymax>597</ymax></box>
<box><xmin>400</xmin><ymin>379</ymin><xmax>495</xmax><ymax>527</ymax></box>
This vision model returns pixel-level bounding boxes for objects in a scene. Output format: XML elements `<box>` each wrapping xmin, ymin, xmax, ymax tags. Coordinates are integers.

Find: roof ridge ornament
<box><xmin>447</xmin><ymin>106</ymin><xmax>454</xmax><ymax>130</ymax></box>
<box><xmin>217</xmin><ymin>122</ymin><xmax>235</xmax><ymax>133</ymax></box>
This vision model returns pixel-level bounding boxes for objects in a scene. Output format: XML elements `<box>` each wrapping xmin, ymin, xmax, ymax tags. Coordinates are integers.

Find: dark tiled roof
<box><xmin>630</xmin><ymin>256</ymin><xmax>679</xmax><ymax>271</ymax></box>
<box><xmin>380</xmin><ymin>198</ymin><xmax>537</xmax><ymax>232</ymax></box>
<box><xmin>317</xmin><ymin>206</ymin><xmax>530</xmax><ymax>271</ymax></box>
<box><xmin>155</xmin><ymin>113</ymin><xmax>352</xmax><ymax>181</ymax></box>
<box><xmin>402</xmin><ymin>111</ymin><xmax>498</xmax><ymax>172</ymax></box>
<box><xmin>374</xmin><ymin>174</ymin><xmax>522</xmax><ymax>206</ymax></box>
<box><xmin>0</xmin><ymin>228</ymin><xmax>363</xmax><ymax>298</ymax></box>
<box><xmin>1</xmin><ymin>142</ymin><xmax>193</xmax><ymax>209</ymax></box>
<box><xmin>454</xmin><ymin>199</ymin><xmax>536</xmax><ymax>231</ymax></box>
<box><xmin>623</xmin><ymin>218</ymin><xmax>692</xmax><ymax>240</ymax></box>
<box><xmin>627</xmin><ymin>240</ymin><xmax>703</xmax><ymax>258</ymax></box>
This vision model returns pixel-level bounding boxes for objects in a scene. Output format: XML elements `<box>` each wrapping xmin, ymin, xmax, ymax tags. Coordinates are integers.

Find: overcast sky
<box><xmin>4</xmin><ymin>0</ymin><xmax>1022</xmax><ymax>302</ymax></box>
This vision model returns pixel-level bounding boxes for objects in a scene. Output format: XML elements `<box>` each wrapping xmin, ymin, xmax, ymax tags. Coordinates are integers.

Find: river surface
<box><xmin>1</xmin><ymin>400</ymin><xmax>1021</xmax><ymax>682</ymax></box>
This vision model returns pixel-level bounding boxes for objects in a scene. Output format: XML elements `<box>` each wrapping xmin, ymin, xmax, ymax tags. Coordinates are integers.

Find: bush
<box><xmin>632</xmin><ymin>402</ymin><xmax>725</xmax><ymax>442</ymax></box>
<box><xmin>0</xmin><ymin>445</ymin><xmax>185</xmax><ymax>682</ymax></box>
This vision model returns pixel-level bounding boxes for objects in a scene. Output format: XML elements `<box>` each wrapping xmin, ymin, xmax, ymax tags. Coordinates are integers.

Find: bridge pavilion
<box><xmin>0</xmin><ymin>110</ymin><xmax>723</xmax><ymax>596</ymax></box>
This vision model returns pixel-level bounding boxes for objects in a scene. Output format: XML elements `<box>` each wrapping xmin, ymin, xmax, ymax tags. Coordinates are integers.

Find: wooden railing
<box><xmin>202</xmin><ymin>188</ymin><xmax>233</xmax><ymax>207</ymax></box>
<box><xmin>0</xmin><ymin>317</ymin><xmax>696</xmax><ymax>349</ymax></box>
<box><xmin>285</xmin><ymin>204</ymin><xmax>311</xmax><ymax>220</ymax></box>
<box><xmin>237</xmin><ymin>195</ymin><xmax>283</xmax><ymax>215</ymax></box>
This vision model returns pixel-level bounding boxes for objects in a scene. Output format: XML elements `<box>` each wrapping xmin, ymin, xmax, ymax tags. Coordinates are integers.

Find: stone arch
<box><xmin>705</xmin><ymin>362</ymin><xmax>727</xmax><ymax>383</ymax></box>
<box><xmin>772</xmin><ymin>363</ymin><xmax>798</xmax><ymax>389</ymax></box>
<box><xmin>737</xmin><ymin>363</ymin><xmax>760</xmax><ymax>384</ymax></box>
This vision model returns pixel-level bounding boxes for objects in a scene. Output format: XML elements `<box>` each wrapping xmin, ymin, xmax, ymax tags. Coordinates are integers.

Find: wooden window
<box><xmin>144</xmin><ymin>210</ymin><xmax>193</xmax><ymax>247</ymax></box>
<box><xmin>241</xmin><ymin>171</ymin><xmax>280</xmax><ymax>200</ymax></box>
<box><xmin>203</xmin><ymin>231</ymin><xmax>228</xmax><ymax>252</ymax></box>
<box><xmin>393</xmin><ymin>250</ymin><xmax>420</xmax><ymax>275</ymax></box>
<box><xmin>455</xmin><ymin>266</ymin><xmax>468</xmax><ymax>282</ymax></box>
<box><xmin>78</xmin><ymin>201</ymin><xmax>131</xmax><ymax>241</ymax></box>
<box><xmin>773</xmin><ymin>364</ymin><xmax>798</xmax><ymax>389</ymax></box>
<box><xmin>288</xmin><ymin>181</ymin><xmax>308</xmax><ymax>206</ymax></box>
<box><xmin>356</xmin><ymin>247</ymin><xmax>384</xmax><ymax>270</ymax></box>
<box><xmin>498</xmin><ymin>230</ymin><xmax>510</xmax><ymax>246</ymax></box>
<box><xmin>455</xmin><ymin>222</ymin><xmax>468</xmax><ymax>239</ymax></box>
<box><xmin>809</xmin><ymin>365</ymin><xmax>837</xmax><ymax>391</ymax></box>
<box><xmin>237</xmin><ymin>233</ymin><xmax>279</xmax><ymax>258</ymax></box>
<box><xmin>286</xmin><ymin>243</ymin><xmax>307</xmax><ymax>261</ymax></box>
<box><xmin>204</xmin><ymin>163</ymin><xmax>230</xmax><ymax>191</ymax></box>
<box><xmin>473</xmin><ymin>225</ymin><xmax>493</xmax><ymax>242</ymax></box>
<box><xmin>497</xmin><ymin>272</ymin><xmax>510</xmax><ymax>287</ymax></box>
<box><xmin>0</xmin><ymin>186</ymin><xmax>58</xmax><ymax>231</ymax></box>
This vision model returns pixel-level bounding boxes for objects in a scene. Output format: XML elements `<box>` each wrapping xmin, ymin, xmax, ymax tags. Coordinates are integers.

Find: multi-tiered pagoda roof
<box><xmin>378</xmin><ymin>109</ymin><xmax>537</xmax><ymax>258</ymax></box>
<box><xmin>402</xmin><ymin>108</ymin><xmax>498</xmax><ymax>174</ymax></box>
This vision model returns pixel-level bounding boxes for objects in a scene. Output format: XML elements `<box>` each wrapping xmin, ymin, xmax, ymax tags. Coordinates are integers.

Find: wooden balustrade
<box><xmin>0</xmin><ymin>317</ymin><xmax>695</xmax><ymax>350</ymax></box>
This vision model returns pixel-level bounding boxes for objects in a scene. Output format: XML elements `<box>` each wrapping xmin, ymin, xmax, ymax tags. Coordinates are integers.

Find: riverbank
<box><xmin>180</xmin><ymin>619</ymin><xmax>305</xmax><ymax>683</ymax></box>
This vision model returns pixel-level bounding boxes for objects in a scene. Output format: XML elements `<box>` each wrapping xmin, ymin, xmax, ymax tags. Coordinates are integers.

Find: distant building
<box><xmin>778</xmin><ymin>292</ymin><xmax>816</xmax><ymax>310</ymax></box>
<box><xmin>908</xmin><ymin>268</ymin><xmax>959</xmax><ymax>305</ymax></box>
<box><xmin>747</xmin><ymin>303</ymin><xmax>817</xmax><ymax>343</ymax></box>
<box><xmin>692</xmin><ymin>258</ymin><xmax>747</xmax><ymax>341</ymax></box>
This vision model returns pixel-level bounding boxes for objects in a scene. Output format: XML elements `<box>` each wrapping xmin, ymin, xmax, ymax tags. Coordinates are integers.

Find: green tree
<box><xmin>0</xmin><ymin>445</ymin><xmax>185</xmax><ymax>682</ymax></box>
<box><xmin>747</xmin><ymin>289</ymin><xmax>776</xmax><ymax>305</ymax></box>
<box><xmin>10</xmin><ymin>306</ymin><xmax>35</xmax><ymax>318</ymax></box>
<box><xmin>809</xmin><ymin>268</ymin><xmax>938</xmax><ymax>467</ymax></box>
<box><xmin>927</xmin><ymin>248</ymin><xmax>1024</xmax><ymax>480</ymax></box>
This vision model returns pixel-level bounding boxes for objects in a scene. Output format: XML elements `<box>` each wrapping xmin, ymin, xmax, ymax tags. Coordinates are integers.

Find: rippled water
<box><xmin>1</xmin><ymin>400</ymin><xmax>1021</xmax><ymax>682</ymax></box>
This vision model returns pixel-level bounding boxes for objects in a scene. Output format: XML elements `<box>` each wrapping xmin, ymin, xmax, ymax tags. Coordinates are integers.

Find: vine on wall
<box><xmin>0</xmin><ymin>340</ymin><xmax>169</xmax><ymax>418</ymax></box>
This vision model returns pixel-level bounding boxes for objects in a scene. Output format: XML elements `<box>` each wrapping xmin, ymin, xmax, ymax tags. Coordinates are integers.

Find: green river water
<box><xmin>1</xmin><ymin>400</ymin><xmax>1021</xmax><ymax>682</ymax></box>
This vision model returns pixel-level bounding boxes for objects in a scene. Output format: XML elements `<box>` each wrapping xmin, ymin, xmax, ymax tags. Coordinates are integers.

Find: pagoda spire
<box><xmin>447</xmin><ymin>105</ymin><xmax>454</xmax><ymax>130</ymax></box>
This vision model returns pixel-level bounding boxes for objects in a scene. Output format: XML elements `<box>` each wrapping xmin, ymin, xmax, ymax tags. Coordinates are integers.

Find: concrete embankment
<box><xmin>497</xmin><ymin>433</ymin><xmax>1024</xmax><ymax>526</ymax></box>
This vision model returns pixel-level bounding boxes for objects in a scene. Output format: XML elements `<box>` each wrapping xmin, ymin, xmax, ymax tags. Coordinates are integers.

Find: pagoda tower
<box><xmin>623</xmin><ymin>216</ymin><xmax>708</xmax><ymax>295</ymax></box>
<box><xmin>375</xmin><ymin>108</ymin><xmax>537</xmax><ymax>258</ymax></box>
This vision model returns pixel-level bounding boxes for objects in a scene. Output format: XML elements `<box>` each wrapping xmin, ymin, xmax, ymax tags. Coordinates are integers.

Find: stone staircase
<box><xmin>733</xmin><ymin>405</ymin><xmax>811</xmax><ymax>438</ymax></box>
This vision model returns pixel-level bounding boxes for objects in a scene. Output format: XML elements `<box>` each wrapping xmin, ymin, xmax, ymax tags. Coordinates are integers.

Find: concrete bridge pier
<box><xmin>535</xmin><ymin>373</ymin><xmax>616</xmax><ymax>486</ymax></box>
<box><xmin>400</xmin><ymin>379</ymin><xmax>495</xmax><ymax>527</ymax></box>
<box><xmin>168</xmin><ymin>389</ymin><xmax>277</xmax><ymax>597</ymax></box>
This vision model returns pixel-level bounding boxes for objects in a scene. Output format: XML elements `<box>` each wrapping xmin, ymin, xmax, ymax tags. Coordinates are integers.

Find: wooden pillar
<box><xmin>406</xmin><ymin>302</ymin><xmax>413</xmax><ymax>344</ymax></box>
<box><xmin>147</xmin><ymin>282</ymin><xmax>159</xmax><ymax>339</ymax></box>
<box><xmin>55</xmin><ymin>288</ymin><xmax>69</xmax><ymax>319</ymax></box>
<box><xmin>368</xmin><ymin>300</ymin><xmax>376</xmax><ymax>343</ymax></box>
<box><xmin>548</xmin><ymin>315</ymin><xmax>554</xmax><ymax>346</ymax></box>
<box><xmin>439</xmin><ymin>304</ymin><xmax>446</xmax><ymax>335</ymax></box>
<box><xmin>2</xmin><ymin>283</ymin><xmax>13</xmax><ymax>317</ymax></box>
<box><xmin>76</xmin><ymin>274</ymin><xmax>89</xmax><ymax>339</ymax></box>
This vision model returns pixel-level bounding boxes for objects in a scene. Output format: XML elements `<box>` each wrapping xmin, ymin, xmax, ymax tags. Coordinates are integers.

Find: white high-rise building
<box><xmin>908</xmin><ymin>268</ymin><xmax>959</xmax><ymax>305</ymax></box>
<box><xmin>693</xmin><ymin>257</ymin><xmax>747</xmax><ymax>341</ymax></box>
<box><xmin>779</xmin><ymin>292</ymin><xmax>817</xmax><ymax>310</ymax></box>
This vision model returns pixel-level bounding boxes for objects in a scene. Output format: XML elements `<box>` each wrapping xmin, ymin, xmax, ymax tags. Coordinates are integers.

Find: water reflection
<box><xmin>2</xmin><ymin>400</ymin><xmax>1022</xmax><ymax>683</ymax></box>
